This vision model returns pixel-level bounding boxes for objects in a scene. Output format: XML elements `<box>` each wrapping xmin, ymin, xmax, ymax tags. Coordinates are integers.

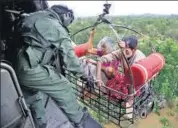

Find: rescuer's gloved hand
<box><xmin>80</xmin><ymin>75</ymin><xmax>88</xmax><ymax>82</ymax></box>
<box><xmin>80</xmin><ymin>75</ymin><xmax>95</xmax><ymax>86</ymax></box>
<box><xmin>80</xmin><ymin>75</ymin><xmax>95</xmax><ymax>94</ymax></box>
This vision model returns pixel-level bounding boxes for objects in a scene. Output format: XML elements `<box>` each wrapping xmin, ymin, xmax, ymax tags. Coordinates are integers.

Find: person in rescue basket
<box><xmin>81</xmin><ymin>36</ymin><xmax>116</xmax><ymax>85</ymax></box>
<box><xmin>14</xmin><ymin>4</ymin><xmax>103</xmax><ymax>128</ymax></box>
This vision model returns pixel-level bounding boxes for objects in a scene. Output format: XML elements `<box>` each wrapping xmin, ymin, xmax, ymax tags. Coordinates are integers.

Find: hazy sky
<box><xmin>47</xmin><ymin>1</ymin><xmax>178</xmax><ymax>17</ymax></box>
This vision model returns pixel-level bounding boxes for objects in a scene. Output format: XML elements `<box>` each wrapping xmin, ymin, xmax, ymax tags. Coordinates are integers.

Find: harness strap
<box><xmin>25</xmin><ymin>46</ymin><xmax>39</xmax><ymax>68</ymax></box>
<box><xmin>40</xmin><ymin>48</ymin><xmax>56</xmax><ymax>65</ymax></box>
<box><xmin>52</xmin><ymin>52</ymin><xmax>63</xmax><ymax>75</ymax></box>
<box><xmin>25</xmin><ymin>46</ymin><xmax>63</xmax><ymax>75</ymax></box>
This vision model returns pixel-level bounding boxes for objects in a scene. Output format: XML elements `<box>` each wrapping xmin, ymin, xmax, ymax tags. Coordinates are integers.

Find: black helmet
<box><xmin>122</xmin><ymin>35</ymin><xmax>138</xmax><ymax>50</ymax></box>
<box><xmin>51</xmin><ymin>4</ymin><xmax>74</xmax><ymax>26</ymax></box>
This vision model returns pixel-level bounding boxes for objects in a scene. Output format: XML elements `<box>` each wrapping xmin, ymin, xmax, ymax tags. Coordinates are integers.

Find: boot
<box><xmin>74</xmin><ymin>107</ymin><xmax>103</xmax><ymax>128</ymax></box>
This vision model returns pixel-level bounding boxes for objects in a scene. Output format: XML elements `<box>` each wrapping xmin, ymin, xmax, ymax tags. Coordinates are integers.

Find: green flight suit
<box><xmin>14</xmin><ymin>9</ymin><xmax>85</xmax><ymax>125</ymax></box>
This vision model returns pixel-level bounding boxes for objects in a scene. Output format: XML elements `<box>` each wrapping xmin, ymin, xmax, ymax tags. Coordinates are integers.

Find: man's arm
<box><xmin>57</xmin><ymin>27</ymin><xmax>85</xmax><ymax>77</ymax></box>
<box><xmin>100</xmin><ymin>49</ymin><xmax>122</xmax><ymax>63</ymax></box>
<box><xmin>87</xmin><ymin>48</ymin><xmax>99</xmax><ymax>55</ymax></box>
<box><xmin>73</xmin><ymin>29</ymin><xmax>95</xmax><ymax>57</ymax></box>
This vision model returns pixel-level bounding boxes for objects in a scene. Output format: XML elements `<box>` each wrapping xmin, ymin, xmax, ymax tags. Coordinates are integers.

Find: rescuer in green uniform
<box><xmin>14</xmin><ymin>4</ymin><xmax>102</xmax><ymax>128</ymax></box>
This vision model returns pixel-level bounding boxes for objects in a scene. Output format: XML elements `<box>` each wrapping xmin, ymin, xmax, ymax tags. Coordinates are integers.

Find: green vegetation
<box><xmin>159</xmin><ymin>117</ymin><xmax>173</xmax><ymax>128</ymax></box>
<box><xmin>176</xmin><ymin>103</ymin><xmax>178</xmax><ymax>113</ymax></box>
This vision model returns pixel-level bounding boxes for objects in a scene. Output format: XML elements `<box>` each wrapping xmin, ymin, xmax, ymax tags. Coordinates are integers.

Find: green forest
<box><xmin>69</xmin><ymin>15</ymin><xmax>178</xmax><ymax>128</ymax></box>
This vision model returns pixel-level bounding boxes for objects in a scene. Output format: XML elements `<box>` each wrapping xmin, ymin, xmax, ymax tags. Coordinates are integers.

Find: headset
<box><xmin>51</xmin><ymin>5</ymin><xmax>74</xmax><ymax>27</ymax></box>
<box><xmin>61</xmin><ymin>10</ymin><xmax>74</xmax><ymax>26</ymax></box>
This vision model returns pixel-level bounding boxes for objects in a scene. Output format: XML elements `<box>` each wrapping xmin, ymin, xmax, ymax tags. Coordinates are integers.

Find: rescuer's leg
<box><xmin>19</xmin><ymin>65</ymin><xmax>103</xmax><ymax>128</ymax></box>
<box><xmin>22</xmin><ymin>89</ymin><xmax>47</xmax><ymax>128</ymax></box>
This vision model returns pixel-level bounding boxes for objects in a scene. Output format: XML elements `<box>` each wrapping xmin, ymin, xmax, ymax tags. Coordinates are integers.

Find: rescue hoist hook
<box><xmin>92</xmin><ymin>1</ymin><xmax>112</xmax><ymax>30</ymax></box>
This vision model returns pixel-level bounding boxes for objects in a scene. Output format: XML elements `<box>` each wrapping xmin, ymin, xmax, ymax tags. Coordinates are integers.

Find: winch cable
<box><xmin>71</xmin><ymin>21</ymin><xmax>103</xmax><ymax>40</ymax></box>
<box><xmin>111</xmin><ymin>23</ymin><xmax>156</xmax><ymax>53</ymax></box>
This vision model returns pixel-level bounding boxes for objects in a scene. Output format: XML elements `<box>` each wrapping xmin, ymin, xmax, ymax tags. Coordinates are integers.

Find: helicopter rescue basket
<box><xmin>64</xmin><ymin>52</ymin><xmax>164</xmax><ymax>127</ymax></box>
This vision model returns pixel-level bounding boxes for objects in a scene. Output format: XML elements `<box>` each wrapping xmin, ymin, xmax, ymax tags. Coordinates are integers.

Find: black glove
<box><xmin>81</xmin><ymin>75</ymin><xmax>95</xmax><ymax>86</ymax></box>
<box><xmin>80</xmin><ymin>75</ymin><xmax>95</xmax><ymax>94</ymax></box>
<box><xmin>80</xmin><ymin>76</ymin><xmax>88</xmax><ymax>82</ymax></box>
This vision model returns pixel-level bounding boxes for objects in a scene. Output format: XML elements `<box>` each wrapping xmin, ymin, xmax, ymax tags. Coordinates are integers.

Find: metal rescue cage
<box><xmin>65</xmin><ymin>69</ymin><xmax>155</xmax><ymax>128</ymax></box>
